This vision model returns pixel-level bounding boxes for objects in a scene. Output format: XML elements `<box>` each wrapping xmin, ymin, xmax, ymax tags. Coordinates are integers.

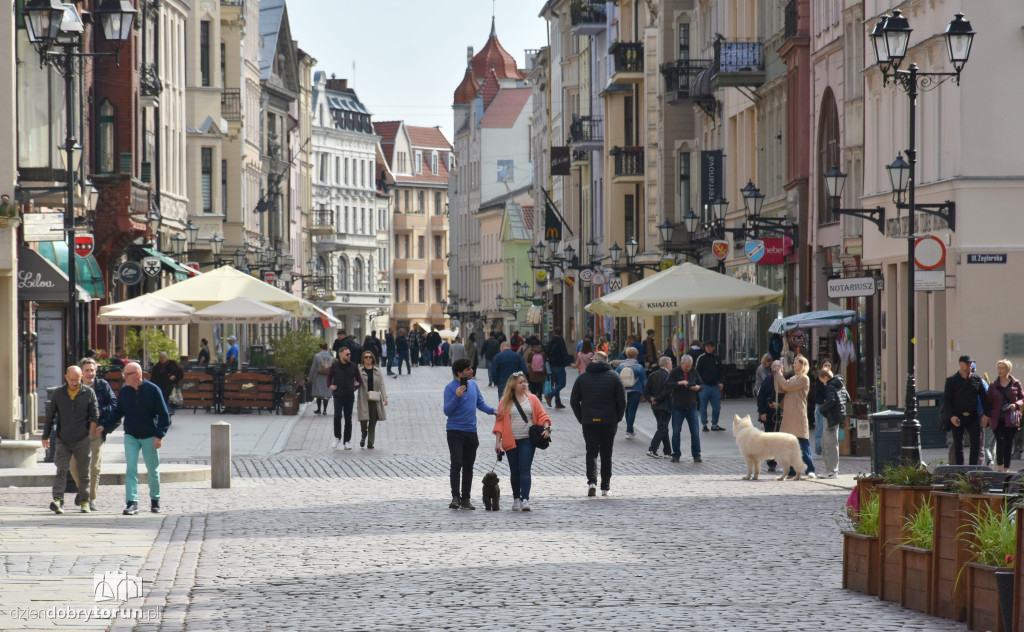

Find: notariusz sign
<box><xmin>827</xmin><ymin>276</ymin><xmax>877</xmax><ymax>298</ymax></box>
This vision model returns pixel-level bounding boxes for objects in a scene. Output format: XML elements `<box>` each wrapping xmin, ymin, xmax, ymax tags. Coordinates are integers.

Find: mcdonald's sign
<box><xmin>545</xmin><ymin>200</ymin><xmax>562</xmax><ymax>242</ymax></box>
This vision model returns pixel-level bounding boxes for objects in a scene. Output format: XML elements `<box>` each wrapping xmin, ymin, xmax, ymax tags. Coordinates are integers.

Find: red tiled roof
<box><xmin>374</xmin><ymin>121</ymin><xmax>401</xmax><ymax>165</ymax></box>
<box><xmin>470</xmin><ymin>31</ymin><xmax>525</xmax><ymax>81</ymax></box>
<box><xmin>453</xmin><ymin>66</ymin><xmax>480</xmax><ymax>105</ymax></box>
<box><xmin>480</xmin><ymin>88</ymin><xmax>532</xmax><ymax>128</ymax></box>
<box><xmin>480</xmin><ymin>68</ymin><xmax>501</xmax><ymax>110</ymax></box>
<box><xmin>407</xmin><ymin>125</ymin><xmax>451</xmax><ymax>150</ymax></box>
<box><xmin>394</xmin><ymin>148</ymin><xmax>452</xmax><ymax>185</ymax></box>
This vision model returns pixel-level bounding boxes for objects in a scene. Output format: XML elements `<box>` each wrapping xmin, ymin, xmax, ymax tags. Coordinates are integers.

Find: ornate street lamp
<box><xmin>624</xmin><ymin>236</ymin><xmax>639</xmax><ymax>262</ymax></box>
<box><xmin>823</xmin><ymin>165</ymin><xmax>886</xmax><ymax>233</ymax></box>
<box><xmin>586</xmin><ymin>238</ymin><xmax>599</xmax><ymax>262</ymax></box>
<box><xmin>170</xmin><ymin>232</ymin><xmax>187</xmax><ymax>257</ymax></box>
<box><xmin>609</xmin><ymin>242</ymin><xmax>621</xmax><ymax>266</ymax></box>
<box><xmin>658</xmin><ymin>221</ymin><xmax>674</xmax><ymax>247</ymax></box>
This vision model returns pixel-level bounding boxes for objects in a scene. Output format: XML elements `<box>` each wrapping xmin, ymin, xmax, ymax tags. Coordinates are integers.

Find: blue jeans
<box><xmin>386</xmin><ymin>354</ymin><xmax>396</xmax><ymax>373</ymax></box>
<box><xmin>397</xmin><ymin>351</ymin><xmax>411</xmax><ymax>374</ymax></box>
<box><xmin>698</xmin><ymin>384</ymin><xmax>721</xmax><ymax>427</ymax></box>
<box><xmin>550</xmin><ymin>366</ymin><xmax>567</xmax><ymax>405</ymax></box>
<box><xmin>813</xmin><ymin>404</ymin><xmax>824</xmax><ymax>456</ymax></box>
<box><xmin>789</xmin><ymin>437</ymin><xmax>816</xmax><ymax>476</ymax></box>
<box><xmin>124</xmin><ymin>434</ymin><xmax>161</xmax><ymax>503</ymax></box>
<box><xmin>506</xmin><ymin>436</ymin><xmax>537</xmax><ymax>500</ymax></box>
<box><xmin>671</xmin><ymin>406</ymin><xmax>701</xmax><ymax>459</ymax></box>
<box><xmin>625</xmin><ymin>391</ymin><xmax>642</xmax><ymax>433</ymax></box>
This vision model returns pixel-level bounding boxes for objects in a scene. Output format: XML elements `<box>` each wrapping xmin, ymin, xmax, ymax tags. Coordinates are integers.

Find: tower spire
<box><xmin>490</xmin><ymin>0</ymin><xmax>496</xmax><ymax>37</ymax></box>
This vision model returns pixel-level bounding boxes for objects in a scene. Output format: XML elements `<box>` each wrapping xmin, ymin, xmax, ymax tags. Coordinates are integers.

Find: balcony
<box><xmin>571</xmin><ymin>149</ymin><xmax>589</xmax><ymax>166</ymax></box>
<box><xmin>609</xmin><ymin>42</ymin><xmax>643</xmax><ymax>84</ymax></box>
<box><xmin>429</xmin><ymin>258</ymin><xmax>448</xmax><ymax>275</ymax></box>
<box><xmin>784</xmin><ymin>0</ymin><xmax>799</xmax><ymax>40</ymax></box>
<box><xmin>570</xmin><ymin>2</ymin><xmax>606</xmax><ymax>36</ymax></box>
<box><xmin>610</xmin><ymin>146</ymin><xmax>644</xmax><ymax>182</ymax></box>
<box><xmin>660</xmin><ymin>58</ymin><xmax>713</xmax><ymax>102</ymax></box>
<box><xmin>307</xmin><ymin>208</ymin><xmax>334</xmax><ymax>236</ymax></box>
<box><xmin>393</xmin><ymin>259</ymin><xmax>428</xmax><ymax>276</ymax></box>
<box><xmin>221</xmin><ymin>89</ymin><xmax>242</xmax><ymax>122</ymax></box>
<box><xmin>428</xmin><ymin>213</ymin><xmax>448</xmax><ymax>230</ymax></box>
<box><xmin>712</xmin><ymin>40</ymin><xmax>765</xmax><ymax>88</ymax></box>
<box><xmin>567</xmin><ymin>115</ymin><xmax>603</xmax><ymax>150</ymax></box>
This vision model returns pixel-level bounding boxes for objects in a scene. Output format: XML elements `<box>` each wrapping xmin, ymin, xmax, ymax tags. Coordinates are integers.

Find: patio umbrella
<box><xmin>585</xmin><ymin>262</ymin><xmax>782</xmax><ymax>317</ymax></box>
<box><xmin>767</xmin><ymin>310</ymin><xmax>858</xmax><ymax>334</ymax></box>
<box><xmin>191</xmin><ymin>296</ymin><xmax>290</xmax><ymax>324</ymax></box>
<box><xmin>97</xmin><ymin>296</ymin><xmax>195</xmax><ymax>369</ymax></box>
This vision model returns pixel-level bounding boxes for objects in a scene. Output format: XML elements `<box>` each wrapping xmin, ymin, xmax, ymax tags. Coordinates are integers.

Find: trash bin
<box><xmin>870</xmin><ymin>409</ymin><xmax>906</xmax><ymax>475</ymax></box>
<box><xmin>917</xmin><ymin>390</ymin><xmax>946</xmax><ymax>449</ymax></box>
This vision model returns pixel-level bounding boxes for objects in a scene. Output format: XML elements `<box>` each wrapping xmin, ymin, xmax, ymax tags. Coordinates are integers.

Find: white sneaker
<box><xmin>520</xmin><ymin>499</ymin><xmax>531</xmax><ymax>512</ymax></box>
<box><xmin>601</xmin><ymin>489</ymin><xmax>610</xmax><ymax>497</ymax></box>
<box><xmin>625</xmin><ymin>432</ymin><xmax>635</xmax><ymax>440</ymax></box>
<box><xmin>805</xmin><ymin>472</ymin><xmax>817</xmax><ymax>479</ymax></box>
<box><xmin>331</xmin><ymin>438</ymin><xmax>340</xmax><ymax>449</ymax></box>
<box><xmin>344</xmin><ymin>442</ymin><xmax>352</xmax><ymax>450</ymax></box>
<box><xmin>512</xmin><ymin>499</ymin><xmax>522</xmax><ymax>511</ymax></box>
<box><xmin>645</xmin><ymin>450</ymin><xmax>661</xmax><ymax>459</ymax></box>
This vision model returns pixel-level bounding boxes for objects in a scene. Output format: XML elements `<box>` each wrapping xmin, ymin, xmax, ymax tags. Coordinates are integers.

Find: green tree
<box><xmin>270</xmin><ymin>329</ymin><xmax>322</xmax><ymax>391</ymax></box>
<box><xmin>125</xmin><ymin>328</ymin><xmax>182</xmax><ymax>364</ymax></box>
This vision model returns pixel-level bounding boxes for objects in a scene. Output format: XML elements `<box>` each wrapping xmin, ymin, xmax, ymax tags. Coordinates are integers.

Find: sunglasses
<box><xmin>124</xmin><ymin>371</ymin><xmax>140</xmax><ymax>377</ymax></box>
<box><xmin>512</xmin><ymin>371</ymin><xmax>525</xmax><ymax>377</ymax></box>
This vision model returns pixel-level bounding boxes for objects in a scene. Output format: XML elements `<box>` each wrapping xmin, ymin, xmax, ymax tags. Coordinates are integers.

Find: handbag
<box><xmin>513</xmin><ymin>398</ymin><xmax>550</xmax><ymax>450</ymax></box>
<box><xmin>543</xmin><ymin>377</ymin><xmax>553</xmax><ymax>396</ymax></box>
<box><xmin>367</xmin><ymin>390</ymin><xmax>381</xmax><ymax>402</ymax></box>
<box><xmin>169</xmin><ymin>386</ymin><xmax>183</xmax><ymax>407</ymax></box>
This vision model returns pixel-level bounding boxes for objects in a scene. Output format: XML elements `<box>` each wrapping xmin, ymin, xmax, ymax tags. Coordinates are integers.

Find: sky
<box><xmin>285</xmin><ymin>0</ymin><xmax>550</xmax><ymax>142</ymax></box>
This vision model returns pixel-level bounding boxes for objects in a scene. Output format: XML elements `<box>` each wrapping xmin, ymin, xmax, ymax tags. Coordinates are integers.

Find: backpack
<box><xmin>531</xmin><ymin>352</ymin><xmax>545</xmax><ymax>372</ymax></box>
<box><xmin>619</xmin><ymin>365</ymin><xmax>637</xmax><ymax>388</ymax></box>
<box><xmin>317</xmin><ymin>356</ymin><xmax>332</xmax><ymax>375</ymax></box>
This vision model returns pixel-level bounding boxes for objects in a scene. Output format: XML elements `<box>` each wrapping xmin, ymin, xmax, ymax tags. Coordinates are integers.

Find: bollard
<box><xmin>211</xmin><ymin>421</ymin><xmax>231</xmax><ymax>489</ymax></box>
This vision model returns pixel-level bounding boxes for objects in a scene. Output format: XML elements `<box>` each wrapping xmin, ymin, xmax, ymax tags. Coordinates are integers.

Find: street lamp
<box><xmin>624</xmin><ymin>236</ymin><xmax>639</xmax><ymax>262</ymax></box>
<box><xmin>609</xmin><ymin>242</ymin><xmax>621</xmax><ymax>267</ymax></box>
<box><xmin>586</xmin><ymin>239</ymin><xmax>599</xmax><ymax>263</ymax></box>
<box><xmin>822</xmin><ymin>165</ymin><xmax>887</xmax><ymax>233</ymax></box>
<box><xmin>170</xmin><ymin>232</ymin><xmax>187</xmax><ymax>257</ymax></box>
<box><xmin>185</xmin><ymin>220</ymin><xmax>199</xmax><ymax>251</ymax></box>
<box><xmin>871</xmin><ymin>8</ymin><xmax>974</xmax><ymax>466</ymax></box>
<box><xmin>209</xmin><ymin>234</ymin><xmax>225</xmax><ymax>261</ymax></box>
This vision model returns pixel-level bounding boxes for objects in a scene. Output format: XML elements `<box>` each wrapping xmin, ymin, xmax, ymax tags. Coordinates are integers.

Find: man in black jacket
<box><xmin>42</xmin><ymin>365</ymin><xmax>99</xmax><ymax>513</ymax></box>
<box><xmin>395</xmin><ymin>328</ymin><xmax>411</xmax><ymax>377</ymax></box>
<box><xmin>570</xmin><ymin>351</ymin><xmax>626</xmax><ymax>496</ymax></box>
<box><xmin>426</xmin><ymin>327</ymin><xmax>442</xmax><ymax>366</ymax></box>
<box><xmin>546</xmin><ymin>328</ymin><xmax>571</xmax><ymax>408</ymax></box>
<box><xmin>643</xmin><ymin>356</ymin><xmax>674</xmax><ymax>458</ymax></box>
<box><xmin>942</xmin><ymin>354</ymin><xmax>987</xmax><ymax>465</ymax></box>
<box><xmin>385</xmin><ymin>330</ymin><xmax>396</xmax><ymax>375</ymax></box>
<box><xmin>695</xmin><ymin>341</ymin><xmax>724</xmax><ymax>431</ymax></box>
<box><xmin>481</xmin><ymin>333</ymin><xmax>501</xmax><ymax>386</ymax></box>
<box><xmin>328</xmin><ymin>347</ymin><xmax>363</xmax><ymax>450</ymax></box>
<box><xmin>666</xmin><ymin>354</ymin><xmax>704</xmax><ymax>462</ymax></box>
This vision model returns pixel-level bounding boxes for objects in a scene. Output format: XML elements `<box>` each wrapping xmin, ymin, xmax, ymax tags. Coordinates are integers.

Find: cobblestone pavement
<box><xmin>0</xmin><ymin>365</ymin><xmax>968</xmax><ymax>631</ymax></box>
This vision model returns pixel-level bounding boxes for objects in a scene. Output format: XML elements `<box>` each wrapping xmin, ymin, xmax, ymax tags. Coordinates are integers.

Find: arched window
<box><xmin>352</xmin><ymin>258</ymin><xmax>364</xmax><ymax>292</ymax></box>
<box><xmin>817</xmin><ymin>89</ymin><xmax>840</xmax><ymax>225</ymax></box>
<box><xmin>99</xmin><ymin>101</ymin><xmax>115</xmax><ymax>173</ymax></box>
<box><xmin>337</xmin><ymin>257</ymin><xmax>348</xmax><ymax>291</ymax></box>
<box><xmin>367</xmin><ymin>257</ymin><xmax>374</xmax><ymax>292</ymax></box>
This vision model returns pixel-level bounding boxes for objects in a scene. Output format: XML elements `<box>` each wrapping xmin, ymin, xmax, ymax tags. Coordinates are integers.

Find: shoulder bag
<box><xmin>513</xmin><ymin>397</ymin><xmax>550</xmax><ymax>450</ymax></box>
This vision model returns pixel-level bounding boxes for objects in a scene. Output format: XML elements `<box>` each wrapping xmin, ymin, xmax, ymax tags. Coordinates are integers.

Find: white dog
<box><xmin>732</xmin><ymin>414</ymin><xmax>807</xmax><ymax>481</ymax></box>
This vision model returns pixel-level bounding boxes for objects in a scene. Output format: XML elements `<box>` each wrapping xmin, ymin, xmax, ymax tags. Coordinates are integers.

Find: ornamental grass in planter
<box><xmin>898</xmin><ymin>498</ymin><xmax>934</xmax><ymax>614</ymax></box>
<box><xmin>959</xmin><ymin>503</ymin><xmax>1015</xmax><ymax>632</ymax></box>
<box><xmin>842</xmin><ymin>490</ymin><xmax>880</xmax><ymax>596</ymax></box>
<box><xmin>878</xmin><ymin>461</ymin><xmax>934</xmax><ymax>602</ymax></box>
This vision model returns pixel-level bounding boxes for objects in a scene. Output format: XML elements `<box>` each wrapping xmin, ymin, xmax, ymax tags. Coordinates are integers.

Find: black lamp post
<box><xmin>23</xmin><ymin>0</ymin><xmax>135</xmax><ymax>366</ymax></box>
<box><xmin>870</xmin><ymin>8</ymin><xmax>974</xmax><ymax>466</ymax></box>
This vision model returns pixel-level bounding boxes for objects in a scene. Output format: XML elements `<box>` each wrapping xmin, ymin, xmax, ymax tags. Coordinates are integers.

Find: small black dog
<box><xmin>482</xmin><ymin>471</ymin><xmax>501</xmax><ymax>511</ymax></box>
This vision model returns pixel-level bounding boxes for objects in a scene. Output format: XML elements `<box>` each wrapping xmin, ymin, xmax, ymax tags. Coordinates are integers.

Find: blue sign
<box><xmin>966</xmin><ymin>254</ymin><xmax>1007</xmax><ymax>264</ymax></box>
<box><xmin>744</xmin><ymin>240</ymin><xmax>765</xmax><ymax>264</ymax></box>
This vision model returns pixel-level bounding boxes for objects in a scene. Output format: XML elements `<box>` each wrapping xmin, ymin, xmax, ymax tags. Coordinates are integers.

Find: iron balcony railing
<box><xmin>570</xmin><ymin>2</ymin><xmax>606</xmax><ymax>30</ymax></box>
<box><xmin>221</xmin><ymin>89</ymin><xmax>242</xmax><ymax>121</ymax></box>
<box><xmin>310</xmin><ymin>208</ymin><xmax>335</xmax><ymax>232</ymax></box>
<box><xmin>784</xmin><ymin>0</ymin><xmax>798</xmax><ymax>40</ymax></box>
<box><xmin>713</xmin><ymin>40</ymin><xmax>764</xmax><ymax>74</ymax></box>
<box><xmin>610</xmin><ymin>146</ymin><xmax>644</xmax><ymax>178</ymax></box>
<box><xmin>610</xmin><ymin>42</ymin><xmax>643</xmax><ymax>74</ymax></box>
<box><xmin>660</xmin><ymin>59</ymin><xmax>713</xmax><ymax>100</ymax></box>
<box><xmin>568</xmin><ymin>115</ymin><xmax>603</xmax><ymax>145</ymax></box>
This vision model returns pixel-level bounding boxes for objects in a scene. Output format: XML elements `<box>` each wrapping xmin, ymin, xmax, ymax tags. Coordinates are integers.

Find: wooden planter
<box><xmin>968</xmin><ymin>562</ymin><xmax>1010</xmax><ymax>632</ymax></box>
<box><xmin>939</xmin><ymin>493</ymin><xmax>1008</xmax><ymax>621</ymax></box>
<box><xmin>878</xmin><ymin>485</ymin><xmax>932</xmax><ymax>602</ymax></box>
<box><xmin>843</xmin><ymin>531</ymin><xmax>880</xmax><ymax>596</ymax></box>
<box><xmin>1012</xmin><ymin>502</ymin><xmax>1024</xmax><ymax>632</ymax></box>
<box><xmin>900</xmin><ymin>545</ymin><xmax>933</xmax><ymax>614</ymax></box>
<box><xmin>856</xmin><ymin>476</ymin><xmax>884</xmax><ymax>509</ymax></box>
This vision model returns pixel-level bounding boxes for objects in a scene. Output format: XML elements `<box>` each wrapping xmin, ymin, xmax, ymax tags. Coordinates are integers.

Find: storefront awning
<box><xmin>142</xmin><ymin>247</ymin><xmax>201</xmax><ymax>281</ymax></box>
<box><xmin>36</xmin><ymin>241</ymin><xmax>104</xmax><ymax>299</ymax></box>
<box><xmin>18</xmin><ymin>246</ymin><xmax>91</xmax><ymax>302</ymax></box>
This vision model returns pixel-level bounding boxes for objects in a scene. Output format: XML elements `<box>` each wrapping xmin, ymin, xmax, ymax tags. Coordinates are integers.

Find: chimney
<box><xmin>326</xmin><ymin>77</ymin><xmax>349</xmax><ymax>91</ymax></box>
<box><xmin>467</xmin><ymin>46</ymin><xmax>474</xmax><ymax>64</ymax></box>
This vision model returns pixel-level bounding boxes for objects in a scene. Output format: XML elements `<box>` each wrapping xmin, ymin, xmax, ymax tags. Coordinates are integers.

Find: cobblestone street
<box><xmin>1</xmin><ymin>366</ymin><xmax>968</xmax><ymax>631</ymax></box>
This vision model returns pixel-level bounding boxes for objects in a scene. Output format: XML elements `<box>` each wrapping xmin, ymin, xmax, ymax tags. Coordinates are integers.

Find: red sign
<box><xmin>758</xmin><ymin>237</ymin><xmax>793</xmax><ymax>265</ymax></box>
<box><xmin>914</xmin><ymin>235</ymin><xmax>946</xmax><ymax>270</ymax></box>
<box><xmin>183</xmin><ymin>262</ymin><xmax>201</xmax><ymax>276</ymax></box>
<box><xmin>74</xmin><ymin>234</ymin><xmax>94</xmax><ymax>258</ymax></box>
<box><xmin>712</xmin><ymin>240</ymin><xmax>729</xmax><ymax>261</ymax></box>
<box><xmin>264</xmin><ymin>271</ymin><xmax>276</xmax><ymax>285</ymax></box>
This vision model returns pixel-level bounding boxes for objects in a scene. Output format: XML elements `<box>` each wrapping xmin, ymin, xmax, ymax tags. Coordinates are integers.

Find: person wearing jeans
<box><xmin>328</xmin><ymin>347</ymin><xmax>362</xmax><ymax>450</ymax></box>
<box><xmin>644</xmin><ymin>357</ymin><xmax>674</xmax><ymax>458</ymax></box>
<box><xmin>493</xmin><ymin>373</ymin><xmax>551</xmax><ymax>511</ymax></box>
<box><xmin>444</xmin><ymin>358</ymin><xmax>498</xmax><ymax>509</ymax></box>
<box><xmin>694</xmin><ymin>341</ymin><xmax>724</xmax><ymax>430</ymax></box>
<box><xmin>545</xmin><ymin>329</ymin><xmax>571</xmax><ymax>408</ymax></box>
<box><xmin>616</xmin><ymin>347</ymin><xmax>647</xmax><ymax>439</ymax></box>
<box><xmin>666</xmin><ymin>354</ymin><xmax>703</xmax><ymax>462</ymax></box>
<box><xmin>774</xmin><ymin>355</ymin><xmax>816</xmax><ymax>479</ymax></box>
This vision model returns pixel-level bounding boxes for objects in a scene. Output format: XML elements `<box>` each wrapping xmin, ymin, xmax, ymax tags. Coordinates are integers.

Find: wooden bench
<box><xmin>223</xmin><ymin>372</ymin><xmax>276</xmax><ymax>413</ymax></box>
<box><xmin>179</xmin><ymin>372</ymin><xmax>216</xmax><ymax>412</ymax></box>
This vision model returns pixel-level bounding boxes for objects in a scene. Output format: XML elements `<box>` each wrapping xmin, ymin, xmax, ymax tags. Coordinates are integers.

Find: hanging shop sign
<box><xmin>550</xmin><ymin>147</ymin><xmax>571</xmax><ymax>176</ymax></box>
<box><xmin>141</xmin><ymin>256</ymin><xmax>162</xmax><ymax>277</ymax></box>
<box><xmin>712</xmin><ymin>240</ymin><xmax>729</xmax><ymax>261</ymax></box>
<box><xmin>117</xmin><ymin>261</ymin><xmax>144</xmax><ymax>286</ymax></box>
<box><xmin>22</xmin><ymin>212</ymin><xmax>65</xmax><ymax>242</ymax></box>
<box><xmin>744</xmin><ymin>240</ymin><xmax>765</xmax><ymax>263</ymax></box>
<box><xmin>74</xmin><ymin>233</ymin><xmax>94</xmax><ymax>258</ymax></box>
<box><xmin>827</xmin><ymin>276</ymin><xmax>877</xmax><ymax>299</ymax></box>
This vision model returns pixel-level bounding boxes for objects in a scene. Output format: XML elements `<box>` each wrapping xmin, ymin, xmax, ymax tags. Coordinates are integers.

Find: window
<box><xmin>353</xmin><ymin>258</ymin><xmax>364</xmax><ymax>291</ymax></box>
<box><xmin>431</xmin><ymin>151</ymin><xmax>438</xmax><ymax>174</ymax></box>
<box><xmin>220</xmin><ymin>42</ymin><xmax>226</xmax><ymax>87</ymax></box>
<box><xmin>200</xmin><ymin>21</ymin><xmax>211</xmax><ymax>87</ymax></box>
<box><xmin>818</xmin><ymin>89</ymin><xmax>840</xmax><ymax>225</ymax></box>
<box><xmin>678</xmin><ymin>22</ymin><xmax>690</xmax><ymax>61</ymax></box>
<box><xmin>418</xmin><ymin>279</ymin><xmax>425</xmax><ymax>303</ymax></box>
<box><xmin>319</xmin><ymin>152</ymin><xmax>327</xmax><ymax>182</ymax></box>
<box><xmin>343</xmin><ymin>206</ymin><xmax>349</xmax><ymax>233</ymax></box>
<box><xmin>395</xmin><ymin>284</ymin><xmax>400</xmax><ymax>302</ymax></box>
<box><xmin>360</xmin><ymin>208</ymin><xmax>365</xmax><ymax>233</ymax></box>
<box><xmin>360</xmin><ymin>160</ymin><xmax>365</xmax><ymax>187</ymax></box>
<box><xmin>434</xmin><ymin>191</ymin><xmax>442</xmax><ymax>215</ymax></box>
<box><xmin>98</xmin><ymin>100</ymin><xmax>115</xmax><ymax>173</ymax></box>
<box><xmin>678</xmin><ymin>151</ymin><xmax>691</xmax><ymax>222</ymax></box>
<box><xmin>201</xmin><ymin>147</ymin><xmax>213</xmax><ymax>212</ymax></box>
<box><xmin>338</xmin><ymin>258</ymin><xmax>349</xmax><ymax>291</ymax></box>
<box><xmin>404</xmin><ymin>190</ymin><xmax>411</xmax><ymax>213</ymax></box>
<box><xmin>344</xmin><ymin>157</ymin><xmax>349</xmax><ymax>184</ymax></box>
<box><xmin>417</xmin><ymin>235</ymin><xmax>424</xmax><ymax>259</ymax></box>
<box><xmin>418</xmin><ymin>191</ymin><xmax>425</xmax><ymax>213</ymax></box>
<box><xmin>434</xmin><ymin>279</ymin><xmax>442</xmax><ymax>303</ymax></box>
<box><xmin>414</xmin><ymin>151</ymin><xmax>422</xmax><ymax>174</ymax></box>
<box><xmin>367</xmin><ymin>258</ymin><xmax>374</xmax><ymax>291</ymax></box>
<box><xmin>404</xmin><ymin>278</ymin><xmax>410</xmax><ymax>302</ymax></box>
<box><xmin>221</xmin><ymin>159</ymin><xmax>227</xmax><ymax>213</ymax></box>
<box><xmin>624</xmin><ymin>96</ymin><xmax>634</xmax><ymax>146</ymax></box>
<box><xmin>434</xmin><ymin>235</ymin><xmax>442</xmax><ymax>259</ymax></box>
<box><xmin>335</xmin><ymin>157</ymin><xmax>340</xmax><ymax>184</ymax></box>
<box><xmin>403</xmin><ymin>234</ymin><xmax>410</xmax><ymax>259</ymax></box>
<box><xmin>624</xmin><ymin>194</ymin><xmax>635</xmax><ymax>242</ymax></box>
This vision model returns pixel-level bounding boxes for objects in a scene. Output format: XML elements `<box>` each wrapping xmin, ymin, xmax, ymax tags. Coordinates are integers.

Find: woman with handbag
<box><xmin>984</xmin><ymin>359</ymin><xmax>1023</xmax><ymax>472</ymax></box>
<box><xmin>356</xmin><ymin>351</ymin><xmax>388</xmax><ymax>449</ymax></box>
<box><xmin>493</xmin><ymin>372</ymin><xmax>551</xmax><ymax>512</ymax></box>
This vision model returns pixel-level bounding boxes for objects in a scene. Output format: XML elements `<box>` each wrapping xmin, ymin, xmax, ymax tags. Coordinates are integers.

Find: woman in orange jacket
<box><xmin>493</xmin><ymin>372</ymin><xmax>551</xmax><ymax>511</ymax></box>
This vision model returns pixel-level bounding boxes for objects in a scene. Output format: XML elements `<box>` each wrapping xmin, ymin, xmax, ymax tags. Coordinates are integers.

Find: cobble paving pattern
<box><xmin>0</xmin><ymin>365</ymin><xmax>968</xmax><ymax>631</ymax></box>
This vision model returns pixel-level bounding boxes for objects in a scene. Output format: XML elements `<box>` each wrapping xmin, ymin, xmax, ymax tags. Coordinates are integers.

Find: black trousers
<box><xmin>446</xmin><ymin>430</ymin><xmax>479</xmax><ymax>500</ymax></box>
<box><xmin>951</xmin><ymin>419</ymin><xmax>982</xmax><ymax>466</ymax></box>
<box><xmin>648</xmin><ymin>409</ymin><xmax>672</xmax><ymax>455</ymax></box>
<box><xmin>763</xmin><ymin>415</ymin><xmax>779</xmax><ymax>468</ymax></box>
<box><xmin>583</xmin><ymin>424</ymin><xmax>617</xmax><ymax>490</ymax></box>
<box><xmin>333</xmin><ymin>394</ymin><xmax>354</xmax><ymax>442</ymax></box>
<box><xmin>995</xmin><ymin>424</ymin><xmax>1018</xmax><ymax>469</ymax></box>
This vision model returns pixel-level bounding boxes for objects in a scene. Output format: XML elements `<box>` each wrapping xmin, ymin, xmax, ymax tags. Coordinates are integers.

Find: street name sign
<box><xmin>967</xmin><ymin>254</ymin><xmax>1007</xmax><ymax>264</ymax></box>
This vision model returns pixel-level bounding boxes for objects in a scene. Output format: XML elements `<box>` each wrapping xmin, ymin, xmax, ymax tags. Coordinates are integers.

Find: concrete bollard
<box><xmin>211</xmin><ymin>421</ymin><xmax>231</xmax><ymax>489</ymax></box>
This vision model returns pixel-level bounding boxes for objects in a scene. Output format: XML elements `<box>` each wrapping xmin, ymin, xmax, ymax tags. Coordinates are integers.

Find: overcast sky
<box><xmin>285</xmin><ymin>0</ymin><xmax>549</xmax><ymax>142</ymax></box>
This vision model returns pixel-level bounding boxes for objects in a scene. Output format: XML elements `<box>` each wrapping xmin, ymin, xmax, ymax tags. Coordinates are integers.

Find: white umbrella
<box><xmin>768</xmin><ymin>310</ymin><xmax>858</xmax><ymax>334</ymax></box>
<box><xmin>97</xmin><ymin>296</ymin><xmax>195</xmax><ymax>369</ymax></box>
<box><xmin>191</xmin><ymin>297</ymin><xmax>290</xmax><ymax>324</ymax></box>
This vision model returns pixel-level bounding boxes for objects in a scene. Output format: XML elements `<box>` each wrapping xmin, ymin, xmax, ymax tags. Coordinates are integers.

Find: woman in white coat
<box><xmin>356</xmin><ymin>350</ymin><xmax>388</xmax><ymax>449</ymax></box>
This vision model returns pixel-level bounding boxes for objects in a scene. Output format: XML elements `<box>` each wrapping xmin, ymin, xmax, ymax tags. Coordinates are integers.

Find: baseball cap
<box><xmin>227</xmin><ymin>336</ymin><xmax>237</xmax><ymax>342</ymax></box>
<box><xmin>958</xmin><ymin>354</ymin><xmax>973</xmax><ymax>365</ymax></box>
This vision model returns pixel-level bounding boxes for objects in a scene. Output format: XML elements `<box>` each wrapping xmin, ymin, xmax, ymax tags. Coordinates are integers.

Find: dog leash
<box><xmin>488</xmin><ymin>452</ymin><xmax>504</xmax><ymax>474</ymax></box>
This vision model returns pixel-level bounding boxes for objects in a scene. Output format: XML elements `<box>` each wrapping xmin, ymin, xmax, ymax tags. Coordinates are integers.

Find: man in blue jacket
<box><xmin>443</xmin><ymin>358</ymin><xmax>498</xmax><ymax>510</ymax></box>
<box><xmin>93</xmin><ymin>362</ymin><xmax>170</xmax><ymax>515</ymax></box>
<box><xmin>488</xmin><ymin>342</ymin><xmax>528</xmax><ymax>395</ymax></box>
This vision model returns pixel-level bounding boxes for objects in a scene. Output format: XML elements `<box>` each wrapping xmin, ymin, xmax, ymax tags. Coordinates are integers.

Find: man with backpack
<box><xmin>818</xmin><ymin>368</ymin><xmax>850</xmax><ymax>479</ymax></box>
<box><xmin>570</xmin><ymin>351</ymin><xmax>626</xmax><ymax>496</ymax></box>
<box><xmin>615</xmin><ymin>347</ymin><xmax>647</xmax><ymax>440</ymax></box>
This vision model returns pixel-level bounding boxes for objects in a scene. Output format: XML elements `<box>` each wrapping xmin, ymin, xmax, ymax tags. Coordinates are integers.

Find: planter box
<box><xmin>843</xmin><ymin>531</ymin><xmax>880</xmax><ymax>596</ymax></box>
<box><xmin>1013</xmin><ymin>502</ymin><xmax>1024</xmax><ymax>632</ymax></box>
<box><xmin>878</xmin><ymin>485</ymin><xmax>932</xmax><ymax>602</ymax></box>
<box><xmin>281</xmin><ymin>396</ymin><xmax>299</xmax><ymax>415</ymax></box>
<box><xmin>856</xmin><ymin>476</ymin><xmax>883</xmax><ymax>509</ymax></box>
<box><xmin>968</xmin><ymin>562</ymin><xmax>1010</xmax><ymax>632</ymax></box>
<box><xmin>901</xmin><ymin>545</ymin><xmax>933</xmax><ymax>614</ymax></box>
<box><xmin>932</xmin><ymin>492</ymin><xmax>1006</xmax><ymax>621</ymax></box>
